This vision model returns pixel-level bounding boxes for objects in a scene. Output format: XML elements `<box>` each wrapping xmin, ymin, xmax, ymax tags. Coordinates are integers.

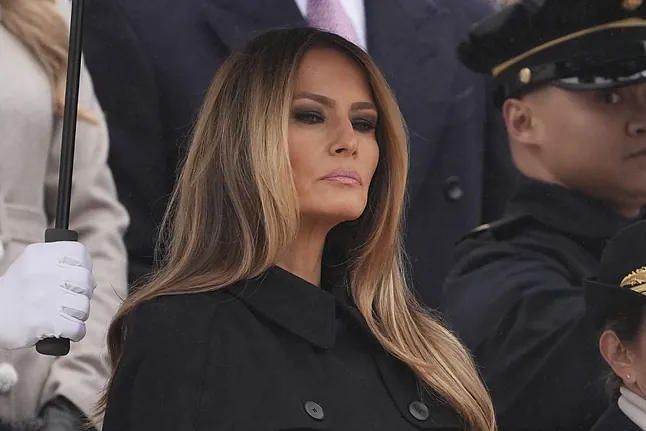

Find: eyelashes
<box><xmin>351</xmin><ymin>118</ymin><xmax>377</xmax><ymax>132</ymax></box>
<box><xmin>291</xmin><ymin>110</ymin><xmax>377</xmax><ymax>132</ymax></box>
<box><xmin>292</xmin><ymin>110</ymin><xmax>324</xmax><ymax>124</ymax></box>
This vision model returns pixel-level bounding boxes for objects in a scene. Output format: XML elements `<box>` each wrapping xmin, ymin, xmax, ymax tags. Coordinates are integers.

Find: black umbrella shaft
<box><xmin>56</xmin><ymin>0</ymin><xmax>85</xmax><ymax>229</ymax></box>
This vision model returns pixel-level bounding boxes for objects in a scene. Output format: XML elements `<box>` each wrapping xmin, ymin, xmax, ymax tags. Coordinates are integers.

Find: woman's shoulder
<box><xmin>136</xmin><ymin>288</ymin><xmax>239</xmax><ymax>314</ymax></box>
<box><xmin>125</xmin><ymin>286</ymin><xmax>247</xmax><ymax>345</ymax></box>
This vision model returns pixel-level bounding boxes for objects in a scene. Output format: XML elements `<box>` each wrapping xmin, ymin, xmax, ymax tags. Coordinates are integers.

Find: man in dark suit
<box><xmin>82</xmin><ymin>0</ymin><xmax>515</xmax><ymax>308</ymax></box>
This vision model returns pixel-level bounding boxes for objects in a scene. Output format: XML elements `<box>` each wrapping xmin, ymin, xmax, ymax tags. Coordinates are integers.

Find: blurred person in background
<box><xmin>586</xmin><ymin>220</ymin><xmax>646</xmax><ymax>431</ymax></box>
<box><xmin>99</xmin><ymin>28</ymin><xmax>497</xmax><ymax>431</ymax></box>
<box><xmin>82</xmin><ymin>0</ymin><xmax>516</xmax><ymax>309</ymax></box>
<box><xmin>443</xmin><ymin>0</ymin><xmax>646</xmax><ymax>429</ymax></box>
<box><xmin>0</xmin><ymin>0</ymin><xmax>128</xmax><ymax>429</ymax></box>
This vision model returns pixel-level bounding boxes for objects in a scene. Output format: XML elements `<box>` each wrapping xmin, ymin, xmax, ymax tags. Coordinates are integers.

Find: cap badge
<box><xmin>519</xmin><ymin>67</ymin><xmax>532</xmax><ymax>84</ymax></box>
<box><xmin>621</xmin><ymin>266</ymin><xmax>646</xmax><ymax>293</ymax></box>
<box><xmin>623</xmin><ymin>0</ymin><xmax>643</xmax><ymax>11</ymax></box>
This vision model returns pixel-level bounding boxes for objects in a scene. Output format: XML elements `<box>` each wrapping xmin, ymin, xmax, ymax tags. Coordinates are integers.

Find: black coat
<box><xmin>442</xmin><ymin>177</ymin><xmax>641</xmax><ymax>431</ymax></box>
<box><xmin>103</xmin><ymin>266</ymin><xmax>466</xmax><ymax>430</ymax></box>
<box><xmin>590</xmin><ymin>402</ymin><xmax>641</xmax><ymax>431</ymax></box>
<box><xmin>82</xmin><ymin>0</ymin><xmax>516</xmax><ymax>307</ymax></box>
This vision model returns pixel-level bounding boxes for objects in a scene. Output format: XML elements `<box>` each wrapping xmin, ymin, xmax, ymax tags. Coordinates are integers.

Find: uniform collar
<box><xmin>619</xmin><ymin>386</ymin><xmax>646</xmax><ymax>430</ymax></box>
<box><xmin>507</xmin><ymin>176</ymin><xmax>640</xmax><ymax>239</ymax></box>
<box><xmin>227</xmin><ymin>266</ymin><xmax>337</xmax><ymax>349</ymax></box>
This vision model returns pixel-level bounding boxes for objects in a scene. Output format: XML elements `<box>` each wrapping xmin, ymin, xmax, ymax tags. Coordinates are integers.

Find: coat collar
<box><xmin>593</xmin><ymin>399</ymin><xmax>642</xmax><ymax>431</ymax></box>
<box><xmin>201</xmin><ymin>0</ymin><xmax>305</xmax><ymax>51</ymax></box>
<box><xmin>227</xmin><ymin>266</ymin><xmax>336</xmax><ymax>349</ymax></box>
<box><xmin>618</xmin><ymin>386</ymin><xmax>646</xmax><ymax>430</ymax></box>
<box><xmin>507</xmin><ymin>176</ymin><xmax>641</xmax><ymax>240</ymax></box>
<box><xmin>229</xmin><ymin>265</ymin><xmax>463</xmax><ymax>428</ymax></box>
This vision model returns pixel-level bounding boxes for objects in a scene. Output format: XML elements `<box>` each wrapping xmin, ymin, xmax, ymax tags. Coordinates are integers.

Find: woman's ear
<box><xmin>600</xmin><ymin>330</ymin><xmax>637</xmax><ymax>385</ymax></box>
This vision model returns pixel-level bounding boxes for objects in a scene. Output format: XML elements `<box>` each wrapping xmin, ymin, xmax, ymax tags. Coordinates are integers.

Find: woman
<box><xmin>0</xmin><ymin>0</ymin><xmax>128</xmax><ymax>429</ymax></box>
<box><xmin>101</xmin><ymin>28</ymin><xmax>495</xmax><ymax>430</ymax></box>
<box><xmin>586</xmin><ymin>220</ymin><xmax>646</xmax><ymax>431</ymax></box>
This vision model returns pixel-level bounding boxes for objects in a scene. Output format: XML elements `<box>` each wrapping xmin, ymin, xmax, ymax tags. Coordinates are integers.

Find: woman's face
<box><xmin>288</xmin><ymin>48</ymin><xmax>379</xmax><ymax>228</ymax></box>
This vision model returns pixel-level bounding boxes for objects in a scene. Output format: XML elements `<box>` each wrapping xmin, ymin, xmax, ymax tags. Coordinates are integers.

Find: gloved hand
<box><xmin>0</xmin><ymin>242</ymin><xmax>94</xmax><ymax>350</ymax></box>
<box><xmin>39</xmin><ymin>396</ymin><xmax>94</xmax><ymax>431</ymax></box>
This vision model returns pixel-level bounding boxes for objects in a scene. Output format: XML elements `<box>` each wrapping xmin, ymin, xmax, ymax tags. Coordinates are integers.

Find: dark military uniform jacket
<box><xmin>590</xmin><ymin>402</ymin><xmax>641</xmax><ymax>431</ymax></box>
<box><xmin>442</xmin><ymin>177</ymin><xmax>640</xmax><ymax>431</ymax></box>
<box><xmin>103</xmin><ymin>266</ymin><xmax>465</xmax><ymax>430</ymax></box>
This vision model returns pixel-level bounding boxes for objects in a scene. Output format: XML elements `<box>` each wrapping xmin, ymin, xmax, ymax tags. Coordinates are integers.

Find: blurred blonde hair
<box><xmin>99</xmin><ymin>28</ymin><xmax>496</xmax><ymax>430</ymax></box>
<box><xmin>0</xmin><ymin>0</ymin><xmax>93</xmax><ymax>121</ymax></box>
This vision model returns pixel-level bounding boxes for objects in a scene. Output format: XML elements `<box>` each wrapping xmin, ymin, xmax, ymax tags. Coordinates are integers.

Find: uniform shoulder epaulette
<box><xmin>462</xmin><ymin>213</ymin><xmax>532</xmax><ymax>241</ymax></box>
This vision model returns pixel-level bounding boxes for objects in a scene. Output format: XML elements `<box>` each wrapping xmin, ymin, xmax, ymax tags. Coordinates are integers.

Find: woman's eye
<box><xmin>352</xmin><ymin>118</ymin><xmax>377</xmax><ymax>133</ymax></box>
<box><xmin>293</xmin><ymin>111</ymin><xmax>324</xmax><ymax>124</ymax></box>
<box><xmin>598</xmin><ymin>91</ymin><xmax>623</xmax><ymax>105</ymax></box>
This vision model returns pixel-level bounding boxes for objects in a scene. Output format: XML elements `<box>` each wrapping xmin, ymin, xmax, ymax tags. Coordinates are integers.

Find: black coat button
<box><xmin>444</xmin><ymin>176</ymin><xmax>464</xmax><ymax>202</ymax></box>
<box><xmin>304</xmin><ymin>401</ymin><xmax>324</xmax><ymax>421</ymax></box>
<box><xmin>409</xmin><ymin>401</ymin><xmax>430</xmax><ymax>421</ymax></box>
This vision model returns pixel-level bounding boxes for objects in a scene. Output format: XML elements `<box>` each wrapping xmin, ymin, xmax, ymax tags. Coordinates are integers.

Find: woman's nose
<box><xmin>329</xmin><ymin>120</ymin><xmax>358</xmax><ymax>155</ymax></box>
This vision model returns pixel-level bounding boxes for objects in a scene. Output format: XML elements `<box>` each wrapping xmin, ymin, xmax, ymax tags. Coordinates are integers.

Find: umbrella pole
<box><xmin>36</xmin><ymin>0</ymin><xmax>85</xmax><ymax>357</ymax></box>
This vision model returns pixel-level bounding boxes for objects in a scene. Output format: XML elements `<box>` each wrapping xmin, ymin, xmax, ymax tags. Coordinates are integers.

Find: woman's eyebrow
<box><xmin>351</xmin><ymin>101</ymin><xmax>377</xmax><ymax>111</ymax></box>
<box><xmin>294</xmin><ymin>92</ymin><xmax>334</xmax><ymax>106</ymax></box>
<box><xmin>293</xmin><ymin>92</ymin><xmax>376</xmax><ymax>112</ymax></box>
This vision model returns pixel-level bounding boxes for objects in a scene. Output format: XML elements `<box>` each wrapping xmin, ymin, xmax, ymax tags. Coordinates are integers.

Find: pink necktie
<box><xmin>306</xmin><ymin>0</ymin><xmax>360</xmax><ymax>46</ymax></box>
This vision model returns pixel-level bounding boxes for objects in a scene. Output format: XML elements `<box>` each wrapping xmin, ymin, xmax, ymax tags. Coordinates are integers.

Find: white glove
<box><xmin>0</xmin><ymin>241</ymin><xmax>95</xmax><ymax>350</ymax></box>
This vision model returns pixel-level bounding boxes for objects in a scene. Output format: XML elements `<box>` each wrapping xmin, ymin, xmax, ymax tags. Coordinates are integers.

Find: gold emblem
<box><xmin>623</xmin><ymin>0</ymin><xmax>643</xmax><ymax>11</ymax></box>
<box><xmin>472</xmin><ymin>223</ymin><xmax>490</xmax><ymax>233</ymax></box>
<box><xmin>621</xmin><ymin>266</ymin><xmax>646</xmax><ymax>293</ymax></box>
<box><xmin>519</xmin><ymin>67</ymin><xmax>532</xmax><ymax>84</ymax></box>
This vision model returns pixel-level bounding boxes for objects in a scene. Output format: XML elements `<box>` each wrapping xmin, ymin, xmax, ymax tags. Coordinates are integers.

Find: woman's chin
<box><xmin>302</xmin><ymin>205</ymin><xmax>365</xmax><ymax>225</ymax></box>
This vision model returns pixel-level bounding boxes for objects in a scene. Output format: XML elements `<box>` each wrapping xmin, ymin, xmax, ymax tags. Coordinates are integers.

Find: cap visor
<box><xmin>554</xmin><ymin>69</ymin><xmax>646</xmax><ymax>91</ymax></box>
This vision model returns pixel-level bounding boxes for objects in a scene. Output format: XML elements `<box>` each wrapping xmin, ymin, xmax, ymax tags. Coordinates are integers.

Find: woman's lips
<box><xmin>320</xmin><ymin>169</ymin><xmax>362</xmax><ymax>185</ymax></box>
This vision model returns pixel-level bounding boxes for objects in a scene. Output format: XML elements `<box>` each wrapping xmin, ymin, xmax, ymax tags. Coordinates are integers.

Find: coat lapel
<box><xmin>201</xmin><ymin>0</ymin><xmax>306</xmax><ymax>51</ymax></box>
<box><xmin>365</xmin><ymin>0</ymin><xmax>457</xmax><ymax>194</ymax></box>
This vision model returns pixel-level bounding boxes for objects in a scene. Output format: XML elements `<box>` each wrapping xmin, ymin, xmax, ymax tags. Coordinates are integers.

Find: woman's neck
<box><xmin>276</xmin><ymin>218</ymin><xmax>331</xmax><ymax>287</ymax></box>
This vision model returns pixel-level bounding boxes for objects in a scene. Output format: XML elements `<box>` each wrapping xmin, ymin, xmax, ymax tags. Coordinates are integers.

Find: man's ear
<box><xmin>600</xmin><ymin>330</ymin><xmax>637</xmax><ymax>385</ymax></box>
<box><xmin>502</xmin><ymin>97</ymin><xmax>542</xmax><ymax>148</ymax></box>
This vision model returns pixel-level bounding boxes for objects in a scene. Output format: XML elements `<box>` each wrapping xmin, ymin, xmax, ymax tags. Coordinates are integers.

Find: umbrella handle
<box><xmin>35</xmin><ymin>228</ymin><xmax>79</xmax><ymax>356</ymax></box>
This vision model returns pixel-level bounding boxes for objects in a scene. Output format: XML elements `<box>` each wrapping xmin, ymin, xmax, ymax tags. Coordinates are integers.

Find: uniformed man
<box><xmin>443</xmin><ymin>1</ymin><xmax>646</xmax><ymax>429</ymax></box>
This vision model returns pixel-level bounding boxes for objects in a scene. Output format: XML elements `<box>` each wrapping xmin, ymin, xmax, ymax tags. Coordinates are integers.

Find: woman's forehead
<box><xmin>293</xmin><ymin>50</ymin><xmax>374</xmax><ymax>107</ymax></box>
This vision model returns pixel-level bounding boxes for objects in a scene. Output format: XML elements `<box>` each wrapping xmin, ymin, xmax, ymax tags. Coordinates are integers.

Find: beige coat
<box><xmin>0</xmin><ymin>1</ymin><xmax>128</xmax><ymax>425</ymax></box>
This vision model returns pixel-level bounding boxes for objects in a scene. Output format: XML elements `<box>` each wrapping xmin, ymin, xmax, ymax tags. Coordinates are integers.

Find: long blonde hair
<box><xmin>0</xmin><ymin>0</ymin><xmax>93</xmax><ymax>121</ymax></box>
<box><xmin>101</xmin><ymin>28</ymin><xmax>496</xmax><ymax>430</ymax></box>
